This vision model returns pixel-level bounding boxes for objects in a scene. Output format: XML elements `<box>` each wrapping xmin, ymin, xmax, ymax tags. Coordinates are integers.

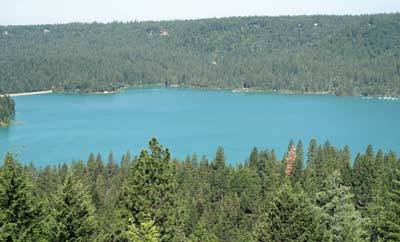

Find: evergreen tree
<box><xmin>213</xmin><ymin>192</ymin><xmax>241</xmax><ymax>242</ymax></box>
<box><xmin>0</xmin><ymin>153</ymin><xmax>51</xmax><ymax>242</ymax></box>
<box><xmin>54</xmin><ymin>172</ymin><xmax>97</xmax><ymax>242</ymax></box>
<box><xmin>339</xmin><ymin>145</ymin><xmax>352</xmax><ymax>186</ymax></box>
<box><xmin>352</xmin><ymin>147</ymin><xmax>377</xmax><ymax>211</ymax></box>
<box><xmin>120</xmin><ymin>138</ymin><xmax>180</xmax><ymax>242</ymax></box>
<box><xmin>249</xmin><ymin>147</ymin><xmax>259</xmax><ymax>171</ymax></box>
<box><xmin>253</xmin><ymin>180</ymin><xmax>322</xmax><ymax>242</ymax></box>
<box><xmin>307</xmin><ymin>139</ymin><xmax>318</xmax><ymax>166</ymax></box>
<box><xmin>210</xmin><ymin>147</ymin><xmax>229</xmax><ymax>205</ymax></box>
<box><xmin>127</xmin><ymin>214</ymin><xmax>160</xmax><ymax>242</ymax></box>
<box><xmin>365</xmin><ymin>181</ymin><xmax>389</xmax><ymax>242</ymax></box>
<box><xmin>316</xmin><ymin>172</ymin><xmax>365</xmax><ymax>241</ymax></box>
<box><xmin>189</xmin><ymin>218</ymin><xmax>219</xmax><ymax>242</ymax></box>
<box><xmin>291</xmin><ymin>140</ymin><xmax>304</xmax><ymax>184</ymax></box>
<box><xmin>381</xmin><ymin>166</ymin><xmax>400</xmax><ymax>241</ymax></box>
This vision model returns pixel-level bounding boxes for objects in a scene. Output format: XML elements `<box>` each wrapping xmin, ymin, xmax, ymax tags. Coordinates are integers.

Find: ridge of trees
<box><xmin>1</xmin><ymin>14</ymin><xmax>399</xmax><ymax>96</ymax></box>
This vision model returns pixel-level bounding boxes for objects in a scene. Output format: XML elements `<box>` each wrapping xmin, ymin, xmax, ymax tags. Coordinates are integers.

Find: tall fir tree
<box><xmin>249</xmin><ymin>147</ymin><xmax>260</xmax><ymax>175</ymax></box>
<box><xmin>210</xmin><ymin>147</ymin><xmax>229</xmax><ymax>205</ymax></box>
<box><xmin>0</xmin><ymin>153</ymin><xmax>52</xmax><ymax>242</ymax></box>
<box><xmin>290</xmin><ymin>140</ymin><xmax>304</xmax><ymax>184</ymax></box>
<box><xmin>316</xmin><ymin>172</ymin><xmax>365</xmax><ymax>241</ymax></box>
<box><xmin>307</xmin><ymin>139</ymin><xmax>318</xmax><ymax>166</ymax></box>
<box><xmin>54</xmin><ymin>172</ymin><xmax>98</xmax><ymax>242</ymax></box>
<box><xmin>381</xmin><ymin>166</ymin><xmax>400</xmax><ymax>241</ymax></box>
<box><xmin>253</xmin><ymin>180</ymin><xmax>323</xmax><ymax>242</ymax></box>
<box><xmin>120</xmin><ymin>138</ymin><xmax>181</xmax><ymax>242</ymax></box>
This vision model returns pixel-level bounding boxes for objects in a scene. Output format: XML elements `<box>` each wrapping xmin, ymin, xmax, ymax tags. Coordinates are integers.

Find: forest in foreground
<box><xmin>1</xmin><ymin>14</ymin><xmax>400</xmax><ymax>96</ymax></box>
<box><xmin>0</xmin><ymin>138</ymin><xmax>399</xmax><ymax>241</ymax></box>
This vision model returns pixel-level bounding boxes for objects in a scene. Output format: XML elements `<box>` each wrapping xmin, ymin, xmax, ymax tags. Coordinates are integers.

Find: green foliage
<box><xmin>290</xmin><ymin>140</ymin><xmax>304</xmax><ymax>184</ymax></box>
<box><xmin>127</xmin><ymin>215</ymin><xmax>160</xmax><ymax>242</ymax></box>
<box><xmin>189</xmin><ymin>218</ymin><xmax>218</xmax><ymax>242</ymax></box>
<box><xmin>253</xmin><ymin>180</ymin><xmax>323</xmax><ymax>242</ymax></box>
<box><xmin>0</xmin><ymin>153</ymin><xmax>51</xmax><ymax>241</ymax></box>
<box><xmin>352</xmin><ymin>146</ymin><xmax>377</xmax><ymax>211</ymax></box>
<box><xmin>316</xmin><ymin>172</ymin><xmax>366</xmax><ymax>241</ymax></box>
<box><xmin>1</xmin><ymin>14</ymin><xmax>400</xmax><ymax>96</ymax></box>
<box><xmin>54</xmin><ymin>172</ymin><xmax>98</xmax><ymax>242</ymax></box>
<box><xmin>0</xmin><ymin>96</ymin><xmax>15</xmax><ymax>125</ymax></box>
<box><xmin>1</xmin><ymin>139</ymin><xmax>399</xmax><ymax>242</ymax></box>
<box><xmin>381</xmin><ymin>166</ymin><xmax>400</xmax><ymax>241</ymax></box>
<box><xmin>120</xmin><ymin>137</ymin><xmax>180</xmax><ymax>242</ymax></box>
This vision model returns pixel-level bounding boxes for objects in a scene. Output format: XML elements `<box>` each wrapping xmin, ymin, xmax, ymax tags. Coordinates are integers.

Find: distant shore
<box><xmin>0</xmin><ymin>90</ymin><xmax>53</xmax><ymax>97</ymax></box>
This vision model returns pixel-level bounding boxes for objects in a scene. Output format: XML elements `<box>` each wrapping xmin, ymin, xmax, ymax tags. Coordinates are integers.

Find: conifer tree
<box><xmin>352</xmin><ymin>146</ymin><xmax>377</xmax><ymax>211</ymax></box>
<box><xmin>316</xmin><ymin>172</ymin><xmax>365</xmax><ymax>241</ymax></box>
<box><xmin>54</xmin><ymin>172</ymin><xmax>97</xmax><ymax>242</ymax></box>
<box><xmin>261</xmin><ymin>150</ymin><xmax>282</xmax><ymax>198</ymax></box>
<box><xmin>289</xmin><ymin>140</ymin><xmax>304</xmax><ymax>184</ymax></box>
<box><xmin>307</xmin><ymin>139</ymin><xmax>318</xmax><ymax>166</ymax></box>
<box><xmin>127</xmin><ymin>214</ymin><xmax>160</xmax><ymax>242</ymax></box>
<box><xmin>253</xmin><ymin>180</ymin><xmax>322</xmax><ymax>242</ymax></box>
<box><xmin>365</xmin><ymin>181</ymin><xmax>389</xmax><ymax>242</ymax></box>
<box><xmin>0</xmin><ymin>153</ymin><xmax>51</xmax><ymax>242</ymax></box>
<box><xmin>121</xmin><ymin>138</ymin><xmax>180</xmax><ymax>242</ymax></box>
<box><xmin>339</xmin><ymin>145</ymin><xmax>352</xmax><ymax>186</ymax></box>
<box><xmin>210</xmin><ymin>147</ymin><xmax>229</xmax><ymax>205</ymax></box>
<box><xmin>249</xmin><ymin>147</ymin><xmax>259</xmax><ymax>171</ymax></box>
<box><xmin>214</xmin><ymin>192</ymin><xmax>241</xmax><ymax>241</ymax></box>
<box><xmin>189</xmin><ymin>218</ymin><xmax>219</xmax><ymax>242</ymax></box>
<box><xmin>381</xmin><ymin>166</ymin><xmax>400</xmax><ymax>241</ymax></box>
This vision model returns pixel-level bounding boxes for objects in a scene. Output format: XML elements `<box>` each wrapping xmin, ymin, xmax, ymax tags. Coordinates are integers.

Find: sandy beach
<box><xmin>0</xmin><ymin>90</ymin><xmax>53</xmax><ymax>97</ymax></box>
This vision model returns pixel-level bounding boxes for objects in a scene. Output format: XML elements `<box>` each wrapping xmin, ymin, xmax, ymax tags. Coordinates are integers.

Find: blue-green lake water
<box><xmin>1</xmin><ymin>88</ymin><xmax>400</xmax><ymax>166</ymax></box>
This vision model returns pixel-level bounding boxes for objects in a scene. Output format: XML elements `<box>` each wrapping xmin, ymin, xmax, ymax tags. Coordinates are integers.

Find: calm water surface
<box><xmin>1</xmin><ymin>88</ymin><xmax>399</xmax><ymax>166</ymax></box>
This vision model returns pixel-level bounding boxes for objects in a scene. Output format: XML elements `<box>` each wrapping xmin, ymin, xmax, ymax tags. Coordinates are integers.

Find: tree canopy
<box><xmin>1</xmin><ymin>14</ymin><xmax>399</xmax><ymax>96</ymax></box>
<box><xmin>1</xmin><ymin>138</ymin><xmax>399</xmax><ymax>241</ymax></box>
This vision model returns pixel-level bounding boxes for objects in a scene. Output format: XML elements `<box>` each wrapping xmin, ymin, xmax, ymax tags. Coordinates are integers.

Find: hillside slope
<box><xmin>1</xmin><ymin>14</ymin><xmax>399</xmax><ymax>95</ymax></box>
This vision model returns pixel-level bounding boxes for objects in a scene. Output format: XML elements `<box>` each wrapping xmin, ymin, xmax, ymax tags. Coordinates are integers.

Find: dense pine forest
<box><xmin>1</xmin><ymin>14</ymin><xmax>400</xmax><ymax>96</ymax></box>
<box><xmin>1</xmin><ymin>138</ymin><xmax>399</xmax><ymax>241</ymax></box>
<box><xmin>0</xmin><ymin>96</ymin><xmax>15</xmax><ymax>125</ymax></box>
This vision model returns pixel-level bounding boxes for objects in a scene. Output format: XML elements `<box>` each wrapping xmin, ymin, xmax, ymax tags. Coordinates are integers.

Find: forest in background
<box><xmin>1</xmin><ymin>138</ymin><xmax>399</xmax><ymax>241</ymax></box>
<box><xmin>1</xmin><ymin>14</ymin><xmax>400</xmax><ymax>96</ymax></box>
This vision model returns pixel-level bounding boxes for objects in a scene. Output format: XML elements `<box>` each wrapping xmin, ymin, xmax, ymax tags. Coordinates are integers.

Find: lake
<box><xmin>1</xmin><ymin>88</ymin><xmax>399</xmax><ymax>167</ymax></box>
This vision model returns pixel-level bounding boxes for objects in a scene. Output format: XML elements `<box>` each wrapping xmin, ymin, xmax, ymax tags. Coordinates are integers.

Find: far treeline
<box><xmin>0</xmin><ymin>95</ymin><xmax>15</xmax><ymax>125</ymax></box>
<box><xmin>1</xmin><ymin>14</ymin><xmax>400</xmax><ymax>96</ymax></box>
<box><xmin>1</xmin><ymin>138</ymin><xmax>399</xmax><ymax>241</ymax></box>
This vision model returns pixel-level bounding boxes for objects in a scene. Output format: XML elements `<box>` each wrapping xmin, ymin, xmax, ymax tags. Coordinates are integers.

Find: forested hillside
<box><xmin>1</xmin><ymin>138</ymin><xmax>399</xmax><ymax>241</ymax></box>
<box><xmin>1</xmin><ymin>14</ymin><xmax>400</xmax><ymax>95</ymax></box>
<box><xmin>0</xmin><ymin>95</ymin><xmax>15</xmax><ymax>125</ymax></box>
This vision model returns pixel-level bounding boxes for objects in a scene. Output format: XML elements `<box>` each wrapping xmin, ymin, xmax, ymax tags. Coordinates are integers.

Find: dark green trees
<box><xmin>54</xmin><ymin>173</ymin><xmax>98</xmax><ymax>242</ymax></box>
<box><xmin>1</xmin><ymin>14</ymin><xmax>400</xmax><ymax>96</ymax></box>
<box><xmin>0</xmin><ymin>96</ymin><xmax>15</xmax><ymax>125</ymax></box>
<box><xmin>253</xmin><ymin>180</ymin><xmax>322</xmax><ymax>242</ymax></box>
<box><xmin>0</xmin><ymin>139</ymin><xmax>399</xmax><ymax>242</ymax></box>
<box><xmin>316</xmin><ymin>173</ymin><xmax>365</xmax><ymax>241</ymax></box>
<box><xmin>210</xmin><ymin>147</ymin><xmax>229</xmax><ymax>205</ymax></box>
<box><xmin>381</xmin><ymin>166</ymin><xmax>400</xmax><ymax>241</ymax></box>
<box><xmin>0</xmin><ymin>153</ymin><xmax>51</xmax><ymax>241</ymax></box>
<box><xmin>189</xmin><ymin>218</ymin><xmax>218</xmax><ymax>242</ymax></box>
<box><xmin>120</xmin><ymin>138</ymin><xmax>180</xmax><ymax>242</ymax></box>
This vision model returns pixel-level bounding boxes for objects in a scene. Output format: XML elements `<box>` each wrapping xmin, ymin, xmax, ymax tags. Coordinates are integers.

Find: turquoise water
<box><xmin>1</xmin><ymin>88</ymin><xmax>400</xmax><ymax>166</ymax></box>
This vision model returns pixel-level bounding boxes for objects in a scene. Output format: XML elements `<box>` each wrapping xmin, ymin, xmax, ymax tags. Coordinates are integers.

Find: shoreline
<box><xmin>0</xmin><ymin>90</ymin><xmax>53</xmax><ymax>97</ymax></box>
<box><xmin>1</xmin><ymin>86</ymin><xmax>399</xmax><ymax>99</ymax></box>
